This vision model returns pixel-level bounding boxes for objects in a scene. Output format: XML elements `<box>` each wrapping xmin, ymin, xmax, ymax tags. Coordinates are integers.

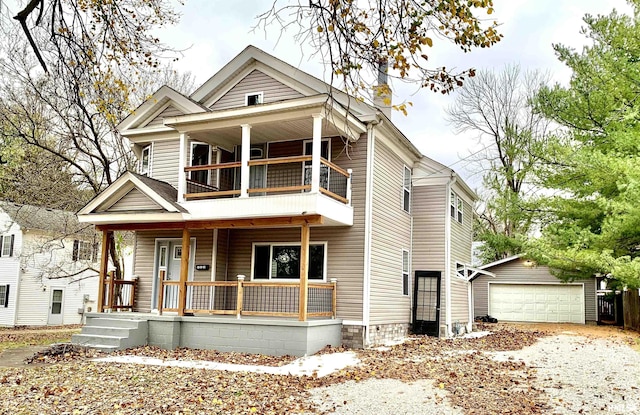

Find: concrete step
<box><xmin>85</xmin><ymin>317</ymin><xmax>142</xmax><ymax>329</ymax></box>
<box><xmin>80</xmin><ymin>326</ymin><xmax>135</xmax><ymax>337</ymax></box>
<box><xmin>71</xmin><ymin>333</ymin><xmax>124</xmax><ymax>348</ymax></box>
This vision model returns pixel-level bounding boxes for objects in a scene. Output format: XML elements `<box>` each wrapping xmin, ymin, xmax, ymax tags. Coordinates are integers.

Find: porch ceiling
<box><xmin>188</xmin><ymin>117</ymin><xmax>343</xmax><ymax>149</ymax></box>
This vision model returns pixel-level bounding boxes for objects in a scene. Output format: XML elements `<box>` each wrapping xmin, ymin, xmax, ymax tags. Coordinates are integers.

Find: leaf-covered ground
<box><xmin>0</xmin><ymin>325</ymin><xmax>81</xmax><ymax>352</ymax></box>
<box><xmin>0</xmin><ymin>324</ymin><xmax>556</xmax><ymax>414</ymax></box>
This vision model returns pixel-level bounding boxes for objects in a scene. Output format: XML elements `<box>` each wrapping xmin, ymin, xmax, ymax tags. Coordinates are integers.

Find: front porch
<box><xmin>78</xmin><ymin>313</ymin><xmax>342</xmax><ymax>356</ymax></box>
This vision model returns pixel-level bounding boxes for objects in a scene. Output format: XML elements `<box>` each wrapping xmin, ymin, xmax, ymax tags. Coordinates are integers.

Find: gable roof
<box><xmin>117</xmin><ymin>85</ymin><xmax>208</xmax><ymax>133</ymax></box>
<box><xmin>78</xmin><ymin>171</ymin><xmax>188</xmax><ymax>221</ymax></box>
<box><xmin>0</xmin><ymin>202</ymin><xmax>94</xmax><ymax>237</ymax></box>
<box><xmin>190</xmin><ymin>45</ymin><xmax>376</xmax><ymax>118</ymax></box>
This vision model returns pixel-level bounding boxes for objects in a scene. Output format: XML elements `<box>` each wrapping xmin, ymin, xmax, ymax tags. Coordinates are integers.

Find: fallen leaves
<box><xmin>0</xmin><ymin>324</ymin><xmax>557</xmax><ymax>414</ymax></box>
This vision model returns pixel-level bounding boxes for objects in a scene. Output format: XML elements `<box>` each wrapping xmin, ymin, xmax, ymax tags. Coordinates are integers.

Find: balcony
<box><xmin>180</xmin><ymin>155</ymin><xmax>353</xmax><ymax>226</ymax></box>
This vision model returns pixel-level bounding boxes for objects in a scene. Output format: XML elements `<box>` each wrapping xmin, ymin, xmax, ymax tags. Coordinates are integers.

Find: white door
<box><xmin>48</xmin><ymin>288</ymin><xmax>64</xmax><ymax>325</ymax></box>
<box><xmin>489</xmin><ymin>284</ymin><xmax>584</xmax><ymax>323</ymax></box>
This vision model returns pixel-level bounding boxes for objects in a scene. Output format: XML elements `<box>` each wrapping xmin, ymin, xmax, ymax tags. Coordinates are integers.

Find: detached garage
<box><xmin>473</xmin><ymin>256</ymin><xmax>597</xmax><ymax>324</ymax></box>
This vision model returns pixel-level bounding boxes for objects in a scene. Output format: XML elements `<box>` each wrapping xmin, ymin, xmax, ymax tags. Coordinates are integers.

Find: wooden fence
<box><xmin>623</xmin><ymin>289</ymin><xmax>640</xmax><ymax>332</ymax></box>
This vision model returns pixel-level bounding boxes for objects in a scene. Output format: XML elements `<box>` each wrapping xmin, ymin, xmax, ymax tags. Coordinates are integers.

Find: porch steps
<box><xmin>71</xmin><ymin>317</ymin><xmax>148</xmax><ymax>353</ymax></box>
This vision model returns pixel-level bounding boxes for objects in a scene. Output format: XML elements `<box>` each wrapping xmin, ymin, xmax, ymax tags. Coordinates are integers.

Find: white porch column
<box><xmin>240</xmin><ymin>124</ymin><xmax>252</xmax><ymax>198</ymax></box>
<box><xmin>311</xmin><ymin>114</ymin><xmax>324</xmax><ymax>193</ymax></box>
<box><xmin>177</xmin><ymin>132</ymin><xmax>188</xmax><ymax>202</ymax></box>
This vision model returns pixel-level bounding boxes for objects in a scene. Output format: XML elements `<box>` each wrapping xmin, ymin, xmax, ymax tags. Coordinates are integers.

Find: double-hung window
<box><xmin>0</xmin><ymin>235</ymin><xmax>14</xmax><ymax>257</ymax></box>
<box><xmin>0</xmin><ymin>285</ymin><xmax>8</xmax><ymax>307</ymax></box>
<box><xmin>252</xmin><ymin>243</ymin><xmax>326</xmax><ymax>281</ymax></box>
<box><xmin>73</xmin><ymin>240</ymin><xmax>94</xmax><ymax>261</ymax></box>
<box><xmin>140</xmin><ymin>145</ymin><xmax>152</xmax><ymax>176</ymax></box>
<box><xmin>402</xmin><ymin>249</ymin><xmax>410</xmax><ymax>296</ymax></box>
<box><xmin>450</xmin><ymin>191</ymin><xmax>463</xmax><ymax>224</ymax></box>
<box><xmin>403</xmin><ymin>166</ymin><xmax>411</xmax><ymax>212</ymax></box>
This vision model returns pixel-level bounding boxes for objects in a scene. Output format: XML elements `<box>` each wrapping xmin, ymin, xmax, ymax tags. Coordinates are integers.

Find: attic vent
<box><xmin>246</xmin><ymin>92</ymin><xmax>263</xmax><ymax>106</ymax></box>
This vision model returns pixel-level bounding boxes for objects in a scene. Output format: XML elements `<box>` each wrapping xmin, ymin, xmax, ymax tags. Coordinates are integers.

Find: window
<box><xmin>0</xmin><ymin>285</ymin><xmax>8</xmax><ymax>307</ymax></box>
<box><xmin>402</xmin><ymin>250</ymin><xmax>410</xmax><ymax>296</ymax></box>
<box><xmin>140</xmin><ymin>145</ymin><xmax>152</xmax><ymax>176</ymax></box>
<box><xmin>0</xmin><ymin>235</ymin><xmax>14</xmax><ymax>257</ymax></box>
<box><xmin>173</xmin><ymin>246</ymin><xmax>182</xmax><ymax>260</ymax></box>
<box><xmin>245</xmin><ymin>92</ymin><xmax>263</xmax><ymax>106</ymax></box>
<box><xmin>72</xmin><ymin>240</ymin><xmax>93</xmax><ymax>261</ymax></box>
<box><xmin>252</xmin><ymin>243</ymin><xmax>326</xmax><ymax>280</ymax></box>
<box><xmin>450</xmin><ymin>191</ymin><xmax>463</xmax><ymax>223</ymax></box>
<box><xmin>403</xmin><ymin>166</ymin><xmax>411</xmax><ymax>212</ymax></box>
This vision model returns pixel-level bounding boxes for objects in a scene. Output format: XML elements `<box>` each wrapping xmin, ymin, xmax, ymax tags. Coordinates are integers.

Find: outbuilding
<box><xmin>472</xmin><ymin>255</ymin><xmax>597</xmax><ymax>324</ymax></box>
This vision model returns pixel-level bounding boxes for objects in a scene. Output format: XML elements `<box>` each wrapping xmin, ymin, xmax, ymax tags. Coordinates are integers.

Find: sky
<box><xmin>154</xmin><ymin>0</ymin><xmax>631</xmax><ymax>186</ymax></box>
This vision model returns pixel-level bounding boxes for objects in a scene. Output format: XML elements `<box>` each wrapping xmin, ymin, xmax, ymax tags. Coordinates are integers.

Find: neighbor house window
<box><xmin>0</xmin><ymin>235</ymin><xmax>14</xmax><ymax>257</ymax></box>
<box><xmin>245</xmin><ymin>92</ymin><xmax>263</xmax><ymax>106</ymax></box>
<box><xmin>402</xmin><ymin>249</ymin><xmax>410</xmax><ymax>296</ymax></box>
<box><xmin>450</xmin><ymin>191</ymin><xmax>463</xmax><ymax>223</ymax></box>
<box><xmin>72</xmin><ymin>240</ymin><xmax>94</xmax><ymax>261</ymax></box>
<box><xmin>252</xmin><ymin>243</ymin><xmax>326</xmax><ymax>280</ymax></box>
<box><xmin>0</xmin><ymin>285</ymin><xmax>8</xmax><ymax>307</ymax></box>
<box><xmin>140</xmin><ymin>145</ymin><xmax>152</xmax><ymax>176</ymax></box>
<box><xmin>403</xmin><ymin>166</ymin><xmax>411</xmax><ymax>212</ymax></box>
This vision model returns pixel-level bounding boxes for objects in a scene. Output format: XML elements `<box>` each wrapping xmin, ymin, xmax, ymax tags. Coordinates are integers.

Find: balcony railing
<box><xmin>102</xmin><ymin>272</ymin><xmax>137</xmax><ymax>311</ymax></box>
<box><xmin>184</xmin><ymin>155</ymin><xmax>351</xmax><ymax>204</ymax></box>
<box><xmin>157</xmin><ymin>278</ymin><xmax>337</xmax><ymax>319</ymax></box>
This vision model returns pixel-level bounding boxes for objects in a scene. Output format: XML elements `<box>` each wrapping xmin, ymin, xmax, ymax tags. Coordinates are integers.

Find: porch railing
<box><xmin>183</xmin><ymin>155</ymin><xmax>351</xmax><ymax>204</ymax></box>
<box><xmin>102</xmin><ymin>271</ymin><xmax>137</xmax><ymax>311</ymax></box>
<box><xmin>157</xmin><ymin>278</ymin><xmax>337</xmax><ymax>319</ymax></box>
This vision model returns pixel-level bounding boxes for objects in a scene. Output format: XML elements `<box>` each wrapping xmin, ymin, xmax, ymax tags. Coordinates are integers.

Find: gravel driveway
<box><xmin>309</xmin><ymin>330</ymin><xmax>640</xmax><ymax>414</ymax></box>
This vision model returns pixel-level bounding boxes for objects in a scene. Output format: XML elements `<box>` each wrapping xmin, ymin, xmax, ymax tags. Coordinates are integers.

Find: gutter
<box><xmin>362</xmin><ymin>120</ymin><xmax>377</xmax><ymax>344</ymax></box>
<box><xmin>445</xmin><ymin>174</ymin><xmax>456</xmax><ymax>337</ymax></box>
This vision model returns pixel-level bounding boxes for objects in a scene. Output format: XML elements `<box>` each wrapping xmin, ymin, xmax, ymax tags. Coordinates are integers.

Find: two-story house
<box><xmin>0</xmin><ymin>202</ymin><xmax>99</xmax><ymax>327</ymax></box>
<box><xmin>76</xmin><ymin>46</ymin><xmax>477</xmax><ymax>356</ymax></box>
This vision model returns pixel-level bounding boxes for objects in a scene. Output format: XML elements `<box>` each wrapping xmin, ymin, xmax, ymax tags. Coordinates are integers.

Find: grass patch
<box><xmin>0</xmin><ymin>328</ymin><xmax>81</xmax><ymax>352</ymax></box>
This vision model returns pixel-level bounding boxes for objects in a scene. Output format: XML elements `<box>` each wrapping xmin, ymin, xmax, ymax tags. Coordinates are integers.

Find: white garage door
<box><xmin>489</xmin><ymin>284</ymin><xmax>584</xmax><ymax>323</ymax></box>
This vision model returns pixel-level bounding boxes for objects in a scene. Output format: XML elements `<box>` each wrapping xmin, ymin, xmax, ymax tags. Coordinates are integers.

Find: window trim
<box><xmin>403</xmin><ymin>166</ymin><xmax>411</xmax><ymax>213</ymax></box>
<box><xmin>0</xmin><ymin>235</ymin><xmax>15</xmax><ymax>258</ymax></box>
<box><xmin>245</xmin><ymin>91</ymin><xmax>264</xmax><ymax>106</ymax></box>
<box><xmin>0</xmin><ymin>284</ymin><xmax>8</xmax><ymax>307</ymax></box>
<box><xmin>140</xmin><ymin>144</ymin><xmax>152</xmax><ymax>176</ymax></box>
<box><xmin>402</xmin><ymin>249</ymin><xmax>410</xmax><ymax>296</ymax></box>
<box><xmin>72</xmin><ymin>239</ymin><xmax>93</xmax><ymax>262</ymax></box>
<box><xmin>450</xmin><ymin>191</ymin><xmax>463</xmax><ymax>224</ymax></box>
<box><xmin>250</xmin><ymin>241</ymin><xmax>328</xmax><ymax>282</ymax></box>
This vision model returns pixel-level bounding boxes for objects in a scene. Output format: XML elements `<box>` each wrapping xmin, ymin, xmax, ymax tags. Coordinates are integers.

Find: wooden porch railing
<box><xmin>102</xmin><ymin>271</ymin><xmax>137</xmax><ymax>311</ymax></box>
<box><xmin>183</xmin><ymin>155</ymin><xmax>351</xmax><ymax>204</ymax></box>
<box><xmin>156</xmin><ymin>278</ymin><xmax>338</xmax><ymax>319</ymax></box>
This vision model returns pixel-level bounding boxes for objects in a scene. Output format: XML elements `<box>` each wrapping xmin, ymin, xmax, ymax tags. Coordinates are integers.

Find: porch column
<box><xmin>298</xmin><ymin>223</ymin><xmax>310</xmax><ymax>321</ymax></box>
<box><xmin>311</xmin><ymin>114</ymin><xmax>324</xmax><ymax>193</ymax></box>
<box><xmin>240</xmin><ymin>124</ymin><xmax>252</xmax><ymax>198</ymax></box>
<box><xmin>178</xmin><ymin>228</ymin><xmax>191</xmax><ymax>316</ymax></box>
<box><xmin>178</xmin><ymin>132</ymin><xmax>188</xmax><ymax>202</ymax></box>
<box><xmin>97</xmin><ymin>230</ymin><xmax>111</xmax><ymax>313</ymax></box>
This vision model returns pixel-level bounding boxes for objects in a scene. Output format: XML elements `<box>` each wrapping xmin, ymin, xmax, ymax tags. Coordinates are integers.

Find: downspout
<box><xmin>467</xmin><ymin>267</ymin><xmax>473</xmax><ymax>333</ymax></box>
<box><xmin>445</xmin><ymin>175</ymin><xmax>457</xmax><ymax>337</ymax></box>
<box><xmin>362</xmin><ymin>121</ymin><xmax>376</xmax><ymax>345</ymax></box>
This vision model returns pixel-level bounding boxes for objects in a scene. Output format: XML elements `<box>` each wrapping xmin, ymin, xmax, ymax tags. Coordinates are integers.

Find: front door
<box><xmin>413</xmin><ymin>271</ymin><xmax>441</xmax><ymax>336</ymax></box>
<box><xmin>48</xmin><ymin>288</ymin><xmax>64</xmax><ymax>325</ymax></box>
<box><xmin>154</xmin><ymin>239</ymin><xmax>196</xmax><ymax>310</ymax></box>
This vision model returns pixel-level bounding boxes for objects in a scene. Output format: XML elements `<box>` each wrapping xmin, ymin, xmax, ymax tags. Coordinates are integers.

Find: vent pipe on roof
<box><xmin>373</xmin><ymin>60</ymin><xmax>392</xmax><ymax>119</ymax></box>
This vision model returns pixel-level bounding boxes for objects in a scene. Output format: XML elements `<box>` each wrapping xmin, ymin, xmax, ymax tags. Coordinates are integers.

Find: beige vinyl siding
<box><xmin>369</xmin><ymin>140</ymin><xmax>412</xmax><ymax>325</ymax></box>
<box><xmin>449</xmin><ymin>197</ymin><xmax>473</xmax><ymax>324</ymax></box>
<box><xmin>133</xmin><ymin>229</ymin><xmax>214</xmax><ymax>312</ymax></box>
<box><xmin>210</xmin><ymin>69</ymin><xmax>304</xmax><ymax>110</ymax></box>
<box><xmin>107</xmin><ymin>189</ymin><xmax>162</xmax><ymax>212</ymax></box>
<box><xmin>216</xmin><ymin>229</ymin><xmax>230</xmax><ymax>281</ymax></box>
<box><xmin>144</xmin><ymin>105</ymin><xmax>185</xmax><ymax>128</ymax></box>
<box><xmin>411</xmin><ymin>184</ymin><xmax>447</xmax><ymax>324</ymax></box>
<box><xmin>266</xmin><ymin>140</ymin><xmax>304</xmax><ymax>189</ymax></box>
<box><xmin>151</xmin><ymin>138</ymin><xmax>180</xmax><ymax>188</ymax></box>
<box><xmin>473</xmin><ymin>258</ymin><xmax>597</xmax><ymax>322</ymax></box>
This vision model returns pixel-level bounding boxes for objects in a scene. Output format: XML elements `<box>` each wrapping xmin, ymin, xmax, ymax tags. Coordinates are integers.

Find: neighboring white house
<box><xmin>0</xmin><ymin>202</ymin><xmax>100</xmax><ymax>327</ymax></box>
